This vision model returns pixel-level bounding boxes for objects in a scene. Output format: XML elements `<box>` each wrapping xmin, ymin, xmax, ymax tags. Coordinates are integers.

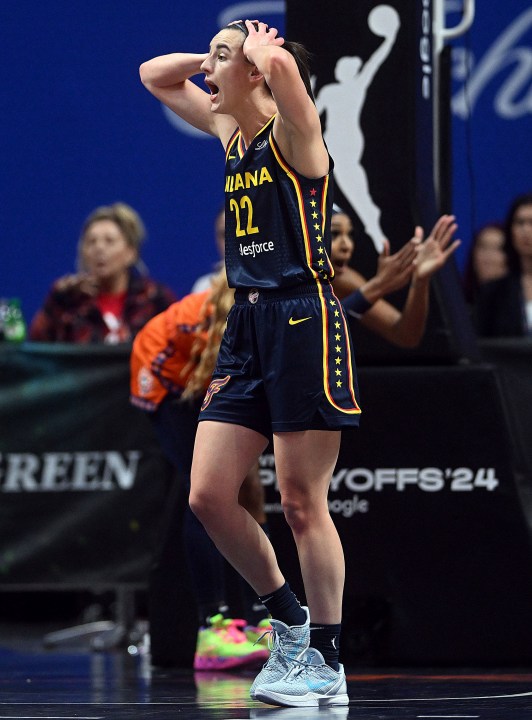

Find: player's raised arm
<box><xmin>139</xmin><ymin>51</ymin><xmax>236</xmax><ymax>145</ymax></box>
<box><xmin>241</xmin><ymin>21</ymin><xmax>329</xmax><ymax>178</ymax></box>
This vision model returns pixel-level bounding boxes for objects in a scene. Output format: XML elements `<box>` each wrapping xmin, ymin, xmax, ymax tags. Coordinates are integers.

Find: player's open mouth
<box><xmin>205</xmin><ymin>79</ymin><xmax>219</xmax><ymax>100</ymax></box>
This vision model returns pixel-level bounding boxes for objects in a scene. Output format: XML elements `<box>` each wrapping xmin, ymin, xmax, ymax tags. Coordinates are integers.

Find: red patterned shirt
<box><xmin>29</xmin><ymin>270</ymin><xmax>177</xmax><ymax>344</ymax></box>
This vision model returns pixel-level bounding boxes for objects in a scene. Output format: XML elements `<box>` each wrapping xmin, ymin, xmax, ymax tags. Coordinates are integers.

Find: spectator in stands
<box><xmin>475</xmin><ymin>193</ymin><xmax>532</xmax><ymax>337</ymax></box>
<box><xmin>462</xmin><ymin>222</ymin><xmax>507</xmax><ymax>305</ymax></box>
<box><xmin>330</xmin><ymin>208</ymin><xmax>460</xmax><ymax>346</ymax></box>
<box><xmin>29</xmin><ymin>202</ymin><xmax>176</xmax><ymax>343</ymax></box>
<box><xmin>190</xmin><ymin>207</ymin><xmax>225</xmax><ymax>293</ymax></box>
<box><xmin>130</xmin><ymin>267</ymin><xmax>271</xmax><ymax>671</ymax></box>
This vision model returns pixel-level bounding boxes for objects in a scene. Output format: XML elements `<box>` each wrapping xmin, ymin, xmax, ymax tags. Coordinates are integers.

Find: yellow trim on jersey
<box><xmin>337</xmin><ymin>293</ymin><xmax>361</xmax><ymax>412</ymax></box>
<box><xmin>269</xmin><ymin>136</ymin><xmax>319</xmax><ymax>280</ymax></box>
<box><xmin>228</xmin><ymin>115</ymin><xmax>277</xmax><ymax>160</ymax></box>
<box><xmin>225</xmin><ymin>129</ymin><xmax>240</xmax><ymax>162</ymax></box>
<box><xmin>267</xmin><ymin>136</ymin><xmax>357</xmax><ymax>412</ymax></box>
<box><xmin>320</xmin><ymin>177</ymin><xmax>335</xmax><ymax>277</ymax></box>
<box><xmin>318</xmin><ymin>285</ymin><xmax>361</xmax><ymax>415</ymax></box>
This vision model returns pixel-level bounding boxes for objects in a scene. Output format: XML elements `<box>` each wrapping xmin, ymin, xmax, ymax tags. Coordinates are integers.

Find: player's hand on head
<box><xmin>244</xmin><ymin>19</ymin><xmax>284</xmax><ymax>48</ymax></box>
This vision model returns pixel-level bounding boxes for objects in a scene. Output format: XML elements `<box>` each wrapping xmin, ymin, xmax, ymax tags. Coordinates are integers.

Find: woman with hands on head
<box><xmin>140</xmin><ymin>19</ymin><xmax>359</xmax><ymax>707</ymax></box>
<box><xmin>330</xmin><ymin>209</ymin><xmax>460</xmax><ymax>347</ymax></box>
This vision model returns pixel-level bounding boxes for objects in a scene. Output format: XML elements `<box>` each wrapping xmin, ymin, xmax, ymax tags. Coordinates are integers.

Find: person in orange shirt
<box><xmin>131</xmin><ymin>268</ymin><xmax>270</xmax><ymax>671</ymax></box>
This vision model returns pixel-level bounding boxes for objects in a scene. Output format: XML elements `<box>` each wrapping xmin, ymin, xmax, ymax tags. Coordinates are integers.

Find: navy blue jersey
<box><xmin>224</xmin><ymin>115</ymin><xmax>335</xmax><ymax>290</ymax></box>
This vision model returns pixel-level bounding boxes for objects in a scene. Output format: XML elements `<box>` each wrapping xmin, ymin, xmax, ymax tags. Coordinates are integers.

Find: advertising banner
<box><xmin>2</xmin><ymin>345</ymin><xmax>532</xmax><ymax>662</ymax></box>
<box><xmin>0</xmin><ymin>344</ymin><xmax>172</xmax><ymax>588</ymax></box>
<box><xmin>262</xmin><ymin>364</ymin><xmax>532</xmax><ymax>664</ymax></box>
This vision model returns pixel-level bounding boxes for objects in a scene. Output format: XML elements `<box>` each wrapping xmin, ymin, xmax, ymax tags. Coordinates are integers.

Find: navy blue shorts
<box><xmin>199</xmin><ymin>282</ymin><xmax>361</xmax><ymax>438</ymax></box>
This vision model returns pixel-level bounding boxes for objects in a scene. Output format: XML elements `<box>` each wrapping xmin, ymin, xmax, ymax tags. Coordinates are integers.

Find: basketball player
<box><xmin>140</xmin><ymin>19</ymin><xmax>357</xmax><ymax>707</ymax></box>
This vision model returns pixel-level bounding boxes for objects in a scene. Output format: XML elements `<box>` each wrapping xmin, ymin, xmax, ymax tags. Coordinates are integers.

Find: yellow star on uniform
<box><xmin>334</xmin><ymin>321</ymin><xmax>341</xmax><ymax>329</ymax></box>
<box><xmin>312</xmin><ymin>211</ymin><xmax>318</xmax><ymax>219</ymax></box>
<box><xmin>335</xmin><ymin>357</ymin><xmax>341</xmax><ymax>365</ymax></box>
<box><xmin>335</xmin><ymin>334</ymin><xmax>341</xmax><ymax>341</ymax></box>
<box><xmin>316</xmin><ymin>235</ymin><xmax>322</xmax><ymax>242</ymax></box>
<box><xmin>318</xmin><ymin>247</ymin><xmax>324</xmax><ymax>254</ymax></box>
<box><xmin>310</xmin><ymin>200</ymin><xmax>317</xmax><ymax>207</ymax></box>
<box><xmin>335</xmin><ymin>369</ymin><xmax>342</xmax><ymax>376</ymax></box>
<box><xmin>335</xmin><ymin>345</ymin><xmax>341</xmax><ymax>353</ymax></box>
<box><xmin>329</xmin><ymin>299</ymin><xmax>336</xmax><ymax>306</ymax></box>
<box><xmin>318</xmin><ymin>259</ymin><xmax>324</xmax><ymax>266</ymax></box>
<box><xmin>336</xmin><ymin>380</ymin><xmax>342</xmax><ymax>388</ymax></box>
<box><xmin>334</xmin><ymin>309</ymin><xmax>339</xmax><ymax>316</ymax></box>
<box><xmin>314</xmin><ymin>223</ymin><xmax>320</xmax><ymax>230</ymax></box>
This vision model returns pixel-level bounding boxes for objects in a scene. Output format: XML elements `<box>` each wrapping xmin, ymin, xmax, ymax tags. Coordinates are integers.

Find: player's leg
<box><xmin>273</xmin><ymin>428</ymin><xmax>344</xmax><ymax>624</ymax></box>
<box><xmin>252</xmin><ymin>428</ymin><xmax>349</xmax><ymax>707</ymax></box>
<box><xmin>189</xmin><ymin>419</ymin><xmax>284</xmax><ymax>595</ymax></box>
<box><xmin>237</xmin><ymin>462</ymin><xmax>272</xmax><ymax>631</ymax></box>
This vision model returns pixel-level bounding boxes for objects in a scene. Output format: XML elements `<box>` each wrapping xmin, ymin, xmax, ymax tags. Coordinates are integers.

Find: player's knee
<box><xmin>281</xmin><ymin>497</ymin><xmax>312</xmax><ymax>535</ymax></box>
<box><xmin>189</xmin><ymin>487</ymin><xmax>215</xmax><ymax>525</ymax></box>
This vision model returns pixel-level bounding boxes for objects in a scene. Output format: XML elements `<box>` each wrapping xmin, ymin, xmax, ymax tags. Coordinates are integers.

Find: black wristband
<box><xmin>342</xmin><ymin>289</ymin><xmax>373</xmax><ymax>318</ymax></box>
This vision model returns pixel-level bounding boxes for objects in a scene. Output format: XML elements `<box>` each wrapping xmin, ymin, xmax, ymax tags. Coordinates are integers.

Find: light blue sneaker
<box><xmin>254</xmin><ymin>647</ymin><xmax>349</xmax><ymax>707</ymax></box>
<box><xmin>249</xmin><ymin>607</ymin><xmax>310</xmax><ymax>699</ymax></box>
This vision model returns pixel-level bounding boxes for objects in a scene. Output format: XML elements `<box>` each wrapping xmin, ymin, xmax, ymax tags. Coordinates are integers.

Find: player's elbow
<box><xmin>139</xmin><ymin>62</ymin><xmax>151</xmax><ymax>86</ymax></box>
<box><xmin>139</xmin><ymin>61</ymin><xmax>158</xmax><ymax>88</ymax></box>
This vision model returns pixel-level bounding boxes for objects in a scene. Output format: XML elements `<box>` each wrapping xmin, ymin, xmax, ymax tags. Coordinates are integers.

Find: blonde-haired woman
<box><xmin>29</xmin><ymin>202</ymin><xmax>176</xmax><ymax>343</ymax></box>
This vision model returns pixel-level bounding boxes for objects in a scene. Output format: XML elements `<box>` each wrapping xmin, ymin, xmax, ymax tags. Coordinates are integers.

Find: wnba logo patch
<box><xmin>138</xmin><ymin>367</ymin><xmax>153</xmax><ymax>396</ymax></box>
<box><xmin>201</xmin><ymin>375</ymin><xmax>231</xmax><ymax>411</ymax></box>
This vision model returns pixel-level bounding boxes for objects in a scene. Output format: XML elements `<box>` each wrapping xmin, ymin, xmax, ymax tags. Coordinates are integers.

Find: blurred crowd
<box><xmin>3</xmin><ymin>192</ymin><xmax>529</xmax><ymax>349</ymax></box>
<box><xmin>464</xmin><ymin>193</ymin><xmax>532</xmax><ymax>338</ymax></box>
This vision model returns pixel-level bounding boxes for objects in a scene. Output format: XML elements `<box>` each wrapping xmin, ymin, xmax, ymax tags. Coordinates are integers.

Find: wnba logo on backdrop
<box><xmin>452</xmin><ymin>7</ymin><xmax>532</xmax><ymax>119</ymax></box>
<box><xmin>315</xmin><ymin>5</ymin><xmax>400</xmax><ymax>254</ymax></box>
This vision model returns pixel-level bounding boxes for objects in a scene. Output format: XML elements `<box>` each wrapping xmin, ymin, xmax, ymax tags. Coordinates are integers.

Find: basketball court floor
<box><xmin>2</xmin><ymin>641</ymin><xmax>532</xmax><ymax>719</ymax></box>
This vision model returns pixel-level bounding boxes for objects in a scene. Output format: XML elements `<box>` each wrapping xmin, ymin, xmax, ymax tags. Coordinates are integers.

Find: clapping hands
<box><xmin>413</xmin><ymin>214</ymin><xmax>461</xmax><ymax>281</ymax></box>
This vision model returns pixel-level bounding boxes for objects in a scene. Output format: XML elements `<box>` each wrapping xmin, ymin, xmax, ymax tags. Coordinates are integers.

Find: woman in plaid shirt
<box><xmin>29</xmin><ymin>202</ymin><xmax>176</xmax><ymax>344</ymax></box>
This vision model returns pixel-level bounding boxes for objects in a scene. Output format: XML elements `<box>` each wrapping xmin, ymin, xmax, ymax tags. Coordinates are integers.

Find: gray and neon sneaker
<box><xmin>254</xmin><ymin>647</ymin><xmax>349</xmax><ymax>707</ymax></box>
<box><xmin>249</xmin><ymin>606</ymin><xmax>310</xmax><ymax>699</ymax></box>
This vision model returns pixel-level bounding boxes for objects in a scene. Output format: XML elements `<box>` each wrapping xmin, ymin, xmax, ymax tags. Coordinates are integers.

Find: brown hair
<box><xmin>503</xmin><ymin>192</ymin><xmax>532</xmax><ymax>274</ymax></box>
<box><xmin>225</xmin><ymin>21</ymin><xmax>315</xmax><ymax>101</ymax></box>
